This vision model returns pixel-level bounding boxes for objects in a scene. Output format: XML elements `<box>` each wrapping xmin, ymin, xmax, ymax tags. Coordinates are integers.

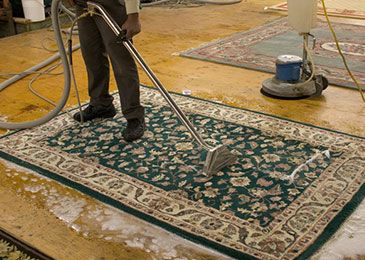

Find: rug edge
<box><xmin>1</xmin><ymin>85</ymin><xmax>364</xmax><ymax>141</ymax></box>
<box><xmin>0</xmin><ymin>228</ymin><xmax>54</xmax><ymax>260</ymax></box>
<box><xmin>140</xmin><ymin>85</ymin><xmax>365</xmax><ymax>141</ymax></box>
<box><xmin>179</xmin><ymin>19</ymin><xmax>365</xmax><ymax>90</ymax></box>
<box><xmin>1</xmin><ymin>87</ymin><xmax>364</xmax><ymax>259</ymax></box>
<box><xmin>0</xmin><ymin>150</ymin><xmax>258</xmax><ymax>260</ymax></box>
<box><xmin>297</xmin><ymin>183</ymin><xmax>365</xmax><ymax>259</ymax></box>
<box><xmin>1</xmin><ymin>137</ymin><xmax>364</xmax><ymax>260</ymax></box>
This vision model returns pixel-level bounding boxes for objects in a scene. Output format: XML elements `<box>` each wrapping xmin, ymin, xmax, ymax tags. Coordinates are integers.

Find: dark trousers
<box><xmin>76</xmin><ymin>0</ymin><xmax>144</xmax><ymax>120</ymax></box>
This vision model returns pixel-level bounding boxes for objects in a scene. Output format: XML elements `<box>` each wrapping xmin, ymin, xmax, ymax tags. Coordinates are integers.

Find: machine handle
<box><xmin>86</xmin><ymin>1</ymin><xmax>213</xmax><ymax>150</ymax></box>
<box><xmin>116</xmin><ymin>29</ymin><xmax>128</xmax><ymax>43</ymax></box>
<box><xmin>308</xmin><ymin>33</ymin><xmax>316</xmax><ymax>49</ymax></box>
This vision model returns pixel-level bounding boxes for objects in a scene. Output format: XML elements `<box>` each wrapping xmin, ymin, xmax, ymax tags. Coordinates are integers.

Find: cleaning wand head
<box><xmin>86</xmin><ymin>1</ymin><xmax>237</xmax><ymax>175</ymax></box>
<box><xmin>203</xmin><ymin>144</ymin><xmax>237</xmax><ymax>176</ymax></box>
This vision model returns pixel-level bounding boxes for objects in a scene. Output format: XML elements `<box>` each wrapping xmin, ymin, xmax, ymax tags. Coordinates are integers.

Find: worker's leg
<box><xmin>92</xmin><ymin>0</ymin><xmax>145</xmax><ymax>121</ymax></box>
<box><xmin>75</xmin><ymin>4</ymin><xmax>114</xmax><ymax>107</ymax></box>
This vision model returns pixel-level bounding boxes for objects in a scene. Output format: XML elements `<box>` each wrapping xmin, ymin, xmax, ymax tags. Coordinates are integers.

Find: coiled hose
<box><xmin>0</xmin><ymin>0</ymin><xmax>71</xmax><ymax>130</ymax></box>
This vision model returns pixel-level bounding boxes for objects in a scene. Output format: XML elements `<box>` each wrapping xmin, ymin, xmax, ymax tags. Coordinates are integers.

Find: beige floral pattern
<box><xmin>0</xmin><ymin>239</ymin><xmax>36</xmax><ymax>260</ymax></box>
<box><xmin>0</xmin><ymin>87</ymin><xmax>364</xmax><ymax>260</ymax></box>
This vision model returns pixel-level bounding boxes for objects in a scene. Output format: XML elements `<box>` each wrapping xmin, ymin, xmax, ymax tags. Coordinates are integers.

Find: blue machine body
<box><xmin>275</xmin><ymin>55</ymin><xmax>303</xmax><ymax>82</ymax></box>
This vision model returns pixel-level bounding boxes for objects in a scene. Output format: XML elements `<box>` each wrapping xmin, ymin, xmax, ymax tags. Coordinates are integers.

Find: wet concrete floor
<box><xmin>0</xmin><ymin>0</ymin><xmax>364</xmax><ymax>259</ymax></box>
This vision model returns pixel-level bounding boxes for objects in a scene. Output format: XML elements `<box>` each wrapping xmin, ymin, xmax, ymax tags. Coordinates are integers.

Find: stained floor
<box><xmin>0</xmin><ymin>0</ymin><xmax>365</xmax><ymax>259</ymax></box>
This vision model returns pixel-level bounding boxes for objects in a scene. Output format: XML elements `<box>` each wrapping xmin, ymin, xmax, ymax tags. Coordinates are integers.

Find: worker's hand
<box><xmin>121</xmin><ymin>13</ymin><xmax>141</xmax><ymax>40</ymax></box>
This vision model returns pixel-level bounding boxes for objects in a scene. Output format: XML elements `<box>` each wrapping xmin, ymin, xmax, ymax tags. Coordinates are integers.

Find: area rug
<box><xmin>0</xmin><ymin>87</ymin><xmax>364</xmax><ymax>259</ymax></box>
<box><xmin>0</xmin><ymin>228</ymin><xmax>53</xmax><ymax>260</ymax></box>
<box><xmin>268</xmin><ymin>0</ymin><xmax>365</xmax><ymax>20</ymax></box>
<box><xmin>180</xmin><ymin>18</ymin><xmax>365</xmax><ymax>90</ymax></box>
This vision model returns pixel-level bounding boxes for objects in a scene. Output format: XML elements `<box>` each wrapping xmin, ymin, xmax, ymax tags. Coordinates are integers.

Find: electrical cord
<box><xmin>60</xmin><ymin>2</ymin><xmax>76</xmax><ymax>18</ymax></box>
<box><xmin>0</xmin><ymin>2</ymin><xmax>89</xmax><ymax>130</ymax></box>
<box><xmin>321</xmin><ymin>0</ymin><xmax>365</xmax><ymax>103</ymax></box>
<box><xmin>66</xmin><ymin>10</ymin><xmax>95</xmax><ymax>124</ymax></box>
<box><xmin>0</xmin><ymin>0</ymin><xmax>73</xmax><ymax>129</ymax></box>
<box><xmin>28</xmin><ymin>4</ymin><xmax>79</xmax><ymax>108</ymax></box>
<box><xmin>41</xmin><ymin>36</ymin><xmax>62</xmax><ymax>52</ymax></box>
<box><xmin>28</xmin><ymin>8</ymin><xmax>96</xmax><ymax>124</ymax></box>
<box><xmin>301</xmin><ymin>38</ymin><xmax>315</xmax><ymax>85</ymax></box>
<box><xmin>28</xmin><ymin>62</ymin><xmax>63</xmax><ymax>105</ymax></box>
<box><xmin>27</xmin><ymin>62</ymin><xmax>73</xmax><ymax>117</ymax></box>
<box><xmin>0</xmin><ymin>3</ymin><xmax>75</xmax><ymax>86</ymax></box>
<box><xmin>0</xmin><ymin>70</ymin><xmax>63</xmax><ymax>78</ymax></box>
<box><xmin>27</xmin><ymin>61</ymin><xmax>78</xmax><ymax>119</ymax></box>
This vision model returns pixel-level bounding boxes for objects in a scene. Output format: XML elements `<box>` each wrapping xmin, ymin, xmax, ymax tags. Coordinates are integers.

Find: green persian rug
<box><xmin>0</xmin><ymin>87</ymin><xmax>364</xmax><ymax>259</ymax></box>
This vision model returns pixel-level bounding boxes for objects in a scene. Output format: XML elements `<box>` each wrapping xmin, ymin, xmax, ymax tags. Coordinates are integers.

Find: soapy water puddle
<box><xmin>2</xmin><ymin>158</ymin><xmax>365</xmax><ymax>260</ymax></box>
<box><xmin>1</xmin><ymin>159</ymin><xmax>231</xmax><ymax>260</ymax></box>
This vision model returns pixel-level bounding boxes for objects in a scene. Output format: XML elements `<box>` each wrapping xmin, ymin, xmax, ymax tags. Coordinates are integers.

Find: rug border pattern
<box><xmin>268</xmin><ymin>2</ymin><xmax>365</xmax><ymax>20</ymax></box>
<box><xmin>0</xmin><ymin>87</ymin><xmax>364</xmax><ymax>260</ymax></box>
<box><xmin>180</xmin><ymin>18</ymin><xmax>365</xmax><ymax>90</ymax></box>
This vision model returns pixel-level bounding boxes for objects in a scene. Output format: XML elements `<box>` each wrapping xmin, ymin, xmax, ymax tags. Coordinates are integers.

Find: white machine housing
<box><xmin>287</xmin><ymin>0</ymin><xmax>318</xmax><ymax>33</ymax></box>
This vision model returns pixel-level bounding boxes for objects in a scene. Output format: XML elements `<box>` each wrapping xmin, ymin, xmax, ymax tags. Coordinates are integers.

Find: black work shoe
<box><xmin>73</xmin><ymin>104</ymin><xmax>116</xmax><ymax>122</ymax></box>
<box><xmin>122</xmin><ymin>118</ymin><xmax>146</xmax><ymax>142</ymax></box>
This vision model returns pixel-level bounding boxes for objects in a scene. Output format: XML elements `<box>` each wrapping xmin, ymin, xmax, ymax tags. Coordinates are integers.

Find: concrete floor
<box><xmin>0</xmin><ymin>0</ymin><xmax>364</xmax><ymax>259</ymax></box>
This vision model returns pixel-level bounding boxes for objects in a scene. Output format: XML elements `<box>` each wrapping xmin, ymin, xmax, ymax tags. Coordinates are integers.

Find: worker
<box><xmin>72</xmin><ymin>0</ymin><xmax>145</xmax><ymax>142</ymax></box>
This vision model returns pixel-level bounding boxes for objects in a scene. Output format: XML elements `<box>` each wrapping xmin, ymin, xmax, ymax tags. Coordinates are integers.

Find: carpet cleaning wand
<box><xmin>86</xmin><ymin>1</ymin><xmax>236</xmax><ymax>176</ymax></box>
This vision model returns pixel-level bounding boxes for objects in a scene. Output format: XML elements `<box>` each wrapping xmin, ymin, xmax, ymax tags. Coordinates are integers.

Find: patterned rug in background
<box><xmin>180</xmin><ymin>18</ymin><xmax>365</xmax><ymax>90</ymax></box>
<box><xmin>268</xmin><ymin>0</ymin><xmax>365</xmax><ymax>20</ymax></box>
<box><xmin>0</xmin><ymin>228</ymin><xmax>53</xmax><ymax>260</ymax></box>
<box><xmin>0</xmin><ymin>87</ymin><xmax>364</xmax><ymax>259</ymax></box>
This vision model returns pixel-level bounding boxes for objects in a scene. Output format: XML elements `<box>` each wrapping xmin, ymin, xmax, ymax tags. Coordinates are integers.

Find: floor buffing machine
<box><xmin>261</xmin><ymin>0</ymin><xmax>328</xmax><ymax>99</ymax></box>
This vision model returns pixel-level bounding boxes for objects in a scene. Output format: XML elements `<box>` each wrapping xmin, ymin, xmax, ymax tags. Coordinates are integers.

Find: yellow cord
<box><xmin>320</xmin><ymin>0</ymin><xmax>365</xmax><ymax>103</ymax></box>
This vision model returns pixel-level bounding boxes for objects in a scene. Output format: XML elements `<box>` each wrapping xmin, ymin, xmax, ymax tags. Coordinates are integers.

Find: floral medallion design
<box><xmin>1</xmin><ymin>87</ymin><xmax>364</xmax><ymax>259</ymax></box>
<box><xmin>321</xmin><ymin>42</ymin><xmax>365</xmax><ymax>56</ymax></box>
